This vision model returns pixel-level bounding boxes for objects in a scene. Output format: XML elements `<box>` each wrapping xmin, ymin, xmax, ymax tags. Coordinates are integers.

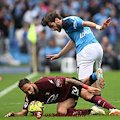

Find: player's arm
<box><xmin>46</xmin><ymin>39</ymin><xmax>75</xmax><ymax>60</ymax></box>
<box><xmin>82</xmin><ymin>17</ymin><xmax>112</xmax><ymax>30</ymax></box>
<box><xmin>5</xmin><ymin>109</ymin><xmax>27</xmax><ymax>117</ymax></box>
<box><xmin>58</xmin><ymin>39</ymin><xmax>75</xmax><ymax>57</ymax></box>
<box><xmin>65</xmin><ymin>78</ymin><xmax>101</xmax><ymax>93</ymax></box>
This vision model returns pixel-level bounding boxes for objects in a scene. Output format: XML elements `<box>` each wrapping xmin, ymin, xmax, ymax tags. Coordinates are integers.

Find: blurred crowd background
<box><xmin>0</xmin><ymin>0</ymin><xmax>120</xmax><ymax>73</ymax></box>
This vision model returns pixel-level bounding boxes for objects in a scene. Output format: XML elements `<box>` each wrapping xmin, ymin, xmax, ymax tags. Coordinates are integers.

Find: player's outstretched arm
<box><xmin>82</xmin><ymin>17</ymin><xmax>112</xmax><ymax>30</ymax></box>
<box><xmin>100</xmin><ymin>17</ymin><xmax>112</xmax><ymax>30</ymax></box>
<box><xmin>65</xmin><ymin>78</ymin><xmax>101</xmax><ymax>93</ymax></box>
<box><xmin>46</xmin><ymin>53</ymin><xmax>60</xmax><ymax>61</ymax></box>
<box><xmin>46</xmin><ymin>39</ymin><xmax>75</xmax><ymax>60</ymax></box>
<box><xmin>87</xmin><ymin>86</ymin><xmax>101</xmax><ymax>93</ymax></box>
<box><xmin>5</xmin><ymin>109</ymin><xmax>27</xmax><ymax>117</ymax></box>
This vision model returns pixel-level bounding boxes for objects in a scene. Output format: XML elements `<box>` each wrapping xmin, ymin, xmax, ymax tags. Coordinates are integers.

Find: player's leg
<box><xmin>79</xmin><ymin>71</ymin><xmax>104</xmax><ymax>89</ymax></box>
<box><xmin>77</xmin><ymin>43</ymin><xmax>104</xmax><ymax>108</ymax></box>
<box><xmin>57</xmin><ymin>98</ymin><xmax>91</xmax><ymax>116</ymax></box>
<box><xmin>80</xmin><ymin>88</ymin><xmax>120</xmax><ymax>116</ymax></box>
<box><xmin>81</xmin><ymin>72</ymin><xmax>98</xmax><ymax>86</ymax></box>
<box><xmin>88</xmin><ymin>43</ymin><xmax>104</xmax><ymax>108</ymax></box>
<box><xmin>91</xmin><ymin>43</ymin><xmax>104</xmax><ymax>90</ymax></box>
<box><xmin>93</xmin><ymin>57</ymin><xmax>104</xmax><ymax>107</ymax></box>
<box><xmin>77</xmin><ymin>59</ymin><xmax>102</xmax><ymax>95</ymax></box>
<box><xmin>92</xmin><ymin>43</ymin><xmax>105</xmax><ymax>90</ymax></box>
<box><xmin>77</xmin><ymin>49</ymin><xmax>101</xmax><ymax>106</ymax></box>
<box><xmin>57</xmin><ymin>98</ymin><xmax>76</xmax><ymax>114</ymax></box>
<box><xmin>77</xmin><ymin>61</ymin><xmax>94</xmax><ymax>81</ymax></box>
<box><xmin>57</xmin><ymin>84</ymin><xmax>92</xmax><ymax>116</ymax></box>
<box><xmin>96</xmin><ymin>68</ymin><xmax>105</xmax><ymax>88</ymax></box>
<box><xmin>76</xmin><ymin>43</ymin><xmax>103</xmax><ymax>87</ymax></box>
<box><xmin>93</xmin><ymin>61</ymin><xmax>105</xmax><ymax>89</ymax></box>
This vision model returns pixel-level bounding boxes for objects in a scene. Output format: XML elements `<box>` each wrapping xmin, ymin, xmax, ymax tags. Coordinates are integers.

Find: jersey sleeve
<box><xmin>23</xmin><ymin>95</ymin><xmax>30</xmax><ymax>110</ymax></box>
<box><xmin>35</xmin><ymin>77</ymin><xmax>65</xmax><ymax>91</ymax></box>
<box><xmin>62</xmin><ymin>16</ymin><xmax>83</xmax><ymax>32</ymax></box>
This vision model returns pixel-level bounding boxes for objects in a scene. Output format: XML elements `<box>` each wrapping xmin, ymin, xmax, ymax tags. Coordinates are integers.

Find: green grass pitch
<box><xmin>0</xmin><ymin>71</ymin><xmax>120</xmax><ymax>120</ymax></box>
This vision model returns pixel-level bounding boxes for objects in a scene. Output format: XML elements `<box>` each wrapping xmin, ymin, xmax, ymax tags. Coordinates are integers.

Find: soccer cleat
<box><xmin>96</xmin><ymin>68</ymin><xmax>105</xmax><ymax>89</ymax></box>
<box><xmin>109</xmin><ymin>109</ymin><xmax>120</xmax><ymax>116</ymax></box>
<box><xmin>90</xmin><ymin>106</ymin><xmax>106</xmax><ymax>115</ymax></box>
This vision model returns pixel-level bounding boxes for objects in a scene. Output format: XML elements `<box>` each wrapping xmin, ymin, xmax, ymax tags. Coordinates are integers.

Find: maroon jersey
<box><xmin>23</xmin><ymin>76</ymin><xmax>80</xmax><ymax>110</ymax></box>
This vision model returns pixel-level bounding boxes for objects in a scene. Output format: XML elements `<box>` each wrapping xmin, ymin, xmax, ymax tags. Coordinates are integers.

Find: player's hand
<box><xmin>100</xmin><ymin>17</ymin><xmax>112</xmax><ymax>30</ymax></box>
<box><xmin>46</xmin><ymin>54</ymin><xmax>60</xmax><ymax>60</ymax></box>
<box><xmin>87</xmin><ymin>86</ymin><xmax>101</xmax><ymax>93</ymax></box>
<box><xmin>4</xmin><ymin>112</ymin><xmax>15</xmax><ymax>117</ymax></box>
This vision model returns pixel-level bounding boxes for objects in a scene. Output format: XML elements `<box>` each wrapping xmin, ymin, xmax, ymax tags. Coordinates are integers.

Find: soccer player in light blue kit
<box><xmin>41</xmin><ymin>11</ymin><xmax>111</xmax><ymax>108</ymax></box>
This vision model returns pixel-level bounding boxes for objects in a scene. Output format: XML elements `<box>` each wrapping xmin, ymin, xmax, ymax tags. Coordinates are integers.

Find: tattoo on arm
<box><xmin>65</xmin><ymin>78</ymin><xmax>84</xmax><ymax>86</ymax></box>
<box><xmin>65</xmin><ymin>78</ymin><xmax>88</xmax><ymax>89</ymax></box>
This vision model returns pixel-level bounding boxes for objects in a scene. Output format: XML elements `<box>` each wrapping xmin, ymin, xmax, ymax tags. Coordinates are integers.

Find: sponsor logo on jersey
<box><xmin>80</xmin><ymin>29</ymin><xmax>92</xmax><ymax>38</ymax></box>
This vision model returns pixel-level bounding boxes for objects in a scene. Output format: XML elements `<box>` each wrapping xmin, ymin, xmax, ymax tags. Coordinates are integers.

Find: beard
<box><xmin>29</xmin><ymin>86</ymin><xmax>38</xmax><ymax>99</ymax></box>
<box><xmin>56</xmin><ymin>23</ymin><xmax>62</xmax><ymax>32</ymax></box>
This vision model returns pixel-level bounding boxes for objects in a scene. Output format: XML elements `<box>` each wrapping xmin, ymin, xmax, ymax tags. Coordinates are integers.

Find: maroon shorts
<box><xmin>68</xmin><ymin>85</ymin><xmax>82</xmax><ymax>101</ymax></box>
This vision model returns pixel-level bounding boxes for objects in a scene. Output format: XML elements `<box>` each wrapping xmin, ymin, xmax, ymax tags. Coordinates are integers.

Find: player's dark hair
<box><xmin>18</xmin><ymin>78</ymin><xmax>30</xmax><ymax>89</ymax></box>
<box><xmin>41</xmin><ymin>11</ymin><xmax>62</xmax><ymax>26</ymax></box>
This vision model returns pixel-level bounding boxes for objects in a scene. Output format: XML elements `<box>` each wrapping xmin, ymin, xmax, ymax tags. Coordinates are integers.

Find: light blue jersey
<box><xmin>62</xmin><ymin>16</ymin><xmax>98</xmax><ymax>54</ymax></box>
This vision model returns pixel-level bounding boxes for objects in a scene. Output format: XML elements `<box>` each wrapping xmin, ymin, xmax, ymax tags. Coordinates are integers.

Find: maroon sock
<box><xmin>91</xmin><ymin>95</ymin><xmax>115</xmax><ymax>110</ymax></box>
<box><xmin>67</xmin><ymin>108</ymin><xmax>90</xmax><ymax>116</ymax></box>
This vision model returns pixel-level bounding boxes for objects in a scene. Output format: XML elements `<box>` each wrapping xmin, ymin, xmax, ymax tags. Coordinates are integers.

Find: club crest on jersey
<box><xmin>55</xmin><ymin>79</ymin><xmax>62</xmax><ymax>87</ymax></box>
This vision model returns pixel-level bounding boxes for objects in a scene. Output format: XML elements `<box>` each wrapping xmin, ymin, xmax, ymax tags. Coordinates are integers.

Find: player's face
<box><xmin>48</xmin><ymin>22</ymin><xmax>62</xmax><ymax>32</ymax></box>
<box><xmin>21</xmin><ymin>83</ymin><xmax>38</xmax><ymax>97</ymax></box>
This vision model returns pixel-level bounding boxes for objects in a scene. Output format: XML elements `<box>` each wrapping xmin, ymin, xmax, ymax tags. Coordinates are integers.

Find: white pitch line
<box><xmin>0</xmin><ymin>73</ymin><xmax>38</xmax><ymax>98</ymax></box>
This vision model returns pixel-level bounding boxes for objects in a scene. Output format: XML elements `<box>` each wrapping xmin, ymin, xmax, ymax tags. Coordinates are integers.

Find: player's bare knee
<box><xmin>81</xmin><ymin>90</ymin><xmax>93</xmax><ymax>101</ymax></box>
<box><xmin>85</xmin><ymin>94</ymin><xmax>93</xmax><ymax>101</ymax></box>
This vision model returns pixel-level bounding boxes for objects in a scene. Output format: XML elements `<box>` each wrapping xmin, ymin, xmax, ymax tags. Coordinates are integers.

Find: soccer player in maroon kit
<box><xmin>5</xmin><ymin>74</ymin><xmax>120</xmax><ymax>117</ymax></box>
